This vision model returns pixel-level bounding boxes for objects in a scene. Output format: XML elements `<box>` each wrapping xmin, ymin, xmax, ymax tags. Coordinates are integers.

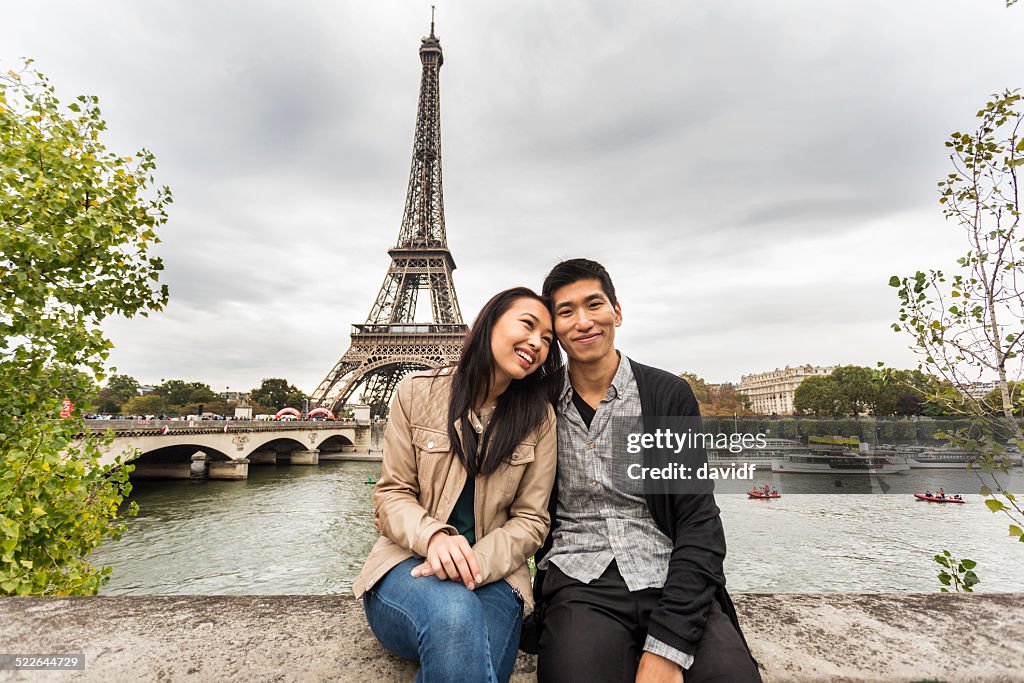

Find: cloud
<box><xmin>3</xmin><ymin>1</ymin><xmax>1023</xmax><ymax>392</ymax></box>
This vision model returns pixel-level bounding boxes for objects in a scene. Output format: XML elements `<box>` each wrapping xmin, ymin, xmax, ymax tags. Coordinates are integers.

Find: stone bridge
<box><xmin>83</xmin><ymin>420</ymin><xmax>377</xmax><ymax>480</ymax></box>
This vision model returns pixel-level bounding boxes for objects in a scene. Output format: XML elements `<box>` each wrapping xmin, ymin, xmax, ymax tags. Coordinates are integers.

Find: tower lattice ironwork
<box><xmin>311</xmin><ymin>16</ymin><xmax>466</xmax><ymax>416</ymax></box>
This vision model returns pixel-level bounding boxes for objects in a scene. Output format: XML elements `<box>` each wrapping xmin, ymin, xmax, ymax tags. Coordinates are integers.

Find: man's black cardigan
<box><xmin>521</xmin><ymin>358</ymin><xmax>748</xmax><ymax>658</ymax></box>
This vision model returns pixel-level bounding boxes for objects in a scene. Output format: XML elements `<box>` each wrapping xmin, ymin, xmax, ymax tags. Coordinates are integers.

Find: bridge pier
<box><xmin>208</xmin><ymin>459</ymin><xmax>250</xmax><ymax>480</ymax></box>
<box><xmin>248</xmin><ymin>451</ymin><xmax>277</xmax><ymax>465</ymax></box>
<box><xmin>354</xmin><ymin>431</ymin><xmax>372</xmax><ymax>451</ymax></box>
<box><xmin>289</xmin><ymin>450</ymin><xmax>319</xmax><ymax>465</ymax></box>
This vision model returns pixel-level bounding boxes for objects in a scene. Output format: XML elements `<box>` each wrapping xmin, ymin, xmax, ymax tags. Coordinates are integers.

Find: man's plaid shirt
<box><xmin>539</xmin><ymin>354</ymin><xmax>693</xmax><ymax>669</ymax></box>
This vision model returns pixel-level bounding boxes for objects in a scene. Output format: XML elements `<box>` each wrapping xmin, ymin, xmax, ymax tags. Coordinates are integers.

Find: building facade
<box><xmin>964</xmin><ymin>381</ymin><xmax>998</xmax><ymax>399</ymax></box>
<box><xmin>739</xmin><ymin>365</ymin><xmax>837</xmax><ymax>415</ymax></box>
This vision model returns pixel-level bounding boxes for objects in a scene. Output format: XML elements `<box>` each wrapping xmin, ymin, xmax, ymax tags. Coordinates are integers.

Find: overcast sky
<box><xmin>4</xmin><ymin>1</ymin><xmax>1024</xmax><ymax>393</ymax></box>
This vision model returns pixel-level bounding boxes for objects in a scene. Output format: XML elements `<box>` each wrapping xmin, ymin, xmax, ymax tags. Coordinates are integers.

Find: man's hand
<box><xmin>411</xmin><ymin>531</ymin><xmax>483</xmax><ymax>589</ymax></box>
<box><xmin>636</xmin><ymin>652</ymin><xmax>683</xmax><ymax>683</ymax></box>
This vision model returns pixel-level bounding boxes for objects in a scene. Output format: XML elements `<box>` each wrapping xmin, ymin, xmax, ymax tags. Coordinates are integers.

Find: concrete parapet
<box><xmin>0</xmin><ymin>593</ymin><xmax>1020</xmax><ymax>682</ymax></box>
<box><xmin>289</xmin><ymin>450</ymin><xmax>319</xmax><ymax>465</ymax></box>
<box><xmin>207</xmin><ymin>459</ymin><xmax>250</xmax><ymax>480</ymax></box>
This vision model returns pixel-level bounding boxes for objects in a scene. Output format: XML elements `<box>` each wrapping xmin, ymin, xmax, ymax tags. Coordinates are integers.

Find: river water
<box><xmin>92</xmin><ymin>460</ymin><xmax>1024</xmax><ymax>595</ymax></box>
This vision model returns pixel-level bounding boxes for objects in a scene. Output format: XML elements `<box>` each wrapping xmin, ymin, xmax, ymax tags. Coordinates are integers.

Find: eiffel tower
<box><xmin>311</xmin><ymin>13</ymin><xmax>467</xmax><ymax>417</ymax></box>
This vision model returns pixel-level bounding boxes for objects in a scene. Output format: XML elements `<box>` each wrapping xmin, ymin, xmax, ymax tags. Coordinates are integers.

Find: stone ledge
<box><xmin>0</xmin><ymin>594</ymin><xmax>1021</xmax><ymax>682</ymax></box>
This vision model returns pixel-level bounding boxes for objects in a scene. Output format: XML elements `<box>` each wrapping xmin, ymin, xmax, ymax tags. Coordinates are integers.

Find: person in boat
<box><xmin>771</xmin><ymin>488</ymin><xmax>778</xmax><ymax>496</ymax></box>
<box><xmin>954</xmin><ymin>494</ymin><xmax>962</xmax><ymax>500</ymax></box>
<box><xmin>353</xmin><ymin>287</ymin><xmax>563</xmax><ymax>683</ymax></box>
<box><xmin>938</xmin><ymin>487</ymin><xmax>946</xmax><ymax>499</ymax></box>
<box><xmin>925</xmin><ymin>490</ymin><xmax>933</xmax><ymax>497</ymax></box>
<box><xmin>528</xmin><ymin>259</ymin><xmax>760</xmax><ymax>683</ymax></box>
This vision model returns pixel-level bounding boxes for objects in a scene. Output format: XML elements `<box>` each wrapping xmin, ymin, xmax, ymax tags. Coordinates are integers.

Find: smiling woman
<box><xmin>352</xmin><ymin>287</ymin><xmax>563</xmax><ymax>683</ymax></box>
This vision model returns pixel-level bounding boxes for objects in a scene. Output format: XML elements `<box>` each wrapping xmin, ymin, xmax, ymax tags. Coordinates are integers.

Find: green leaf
<box><xmin>888</xmin><ymin>276</ymin><xmax>901</xmax><ymax>288</ymax></box>
<box><xmin>1010</xmin><ymin>525</ymin><xmax>1023</xmax><ymax>537</ymax></box>
<box><xmin>959</xmin><ymin>559</ymin><xmax>977</xmax><ymax>570</ymax></box>
<box><xmin>985</xmin><ymin>499</ymin><xmax>1007</xmax><ymax>513</ymax></box>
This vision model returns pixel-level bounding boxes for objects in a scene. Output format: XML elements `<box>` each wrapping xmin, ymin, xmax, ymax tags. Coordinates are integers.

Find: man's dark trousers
<box><xmin>536</xmin><ymin>562</ymin><xmax>762</xmax><ymax>683</ymax></box>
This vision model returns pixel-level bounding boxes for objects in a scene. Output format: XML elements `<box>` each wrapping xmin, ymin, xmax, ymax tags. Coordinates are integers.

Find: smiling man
<box><xmin>530</xmin><ymin>259</ymin><xmax>761</xmax><ymax>683</ymax></box>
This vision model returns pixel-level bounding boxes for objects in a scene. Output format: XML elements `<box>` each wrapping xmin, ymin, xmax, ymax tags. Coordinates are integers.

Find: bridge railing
<box><xmin>82</xmin><ymin>419</ymin><xmax>374</xmax><ymax>433</ymax></box>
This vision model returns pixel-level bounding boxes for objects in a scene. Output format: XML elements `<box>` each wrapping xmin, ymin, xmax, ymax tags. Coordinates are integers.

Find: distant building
<box><xmin>964</xmin><ymin>381</ymin><xmax>998</xmax><ymax>399</ymax></box>
<box><xmin>220</xmin><ymin>391</ymin><xmax>247</xmax><ymax>401</ymax></box>
<box><xmin>137</xmin><ymin>385</ymin><xmax>158</xmax><ymax>396</ymax></box>
<box><xmin>739</xmin><ymin>365</ymin><xmax>837</xmax><ymax>415</ymax></box>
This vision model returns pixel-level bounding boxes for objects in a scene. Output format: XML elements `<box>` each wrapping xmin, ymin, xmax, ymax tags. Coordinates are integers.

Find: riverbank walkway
<box><xmin>1</xmin><ymin>593</ymin><xmax>1021</xmax><ymax>681</ymax></box>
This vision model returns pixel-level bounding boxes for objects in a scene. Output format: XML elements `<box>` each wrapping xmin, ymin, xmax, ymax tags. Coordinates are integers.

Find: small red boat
<box><xmin>914</xmin><ymin>493</ymin><xmax>966</xmax><ymax>504</ymax></box>
<box><xmin>748</xmin><ymin>491</ymin><xmax>781</xmax><ymax>499</ymax></box>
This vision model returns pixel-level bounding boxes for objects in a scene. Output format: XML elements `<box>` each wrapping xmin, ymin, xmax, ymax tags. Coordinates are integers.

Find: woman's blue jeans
<box><xmin>363</xmin><ymin>557</ymin><xmax>523</xmax><ymax>683</ymax></box>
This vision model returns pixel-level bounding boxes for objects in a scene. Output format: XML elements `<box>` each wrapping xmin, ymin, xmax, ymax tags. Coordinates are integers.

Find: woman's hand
<box><xmin>411</xmin><ymin>531</ymin><xmax>483</xmax><ymax>589</ymax></box>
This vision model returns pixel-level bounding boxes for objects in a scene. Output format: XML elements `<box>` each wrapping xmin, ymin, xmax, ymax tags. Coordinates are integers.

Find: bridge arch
<box><xmin>132</xmin><ymin>444</ymin><xmax>233</xmax><ymax>463</ymax></box>
<box><xmin>128</xmin><ymin>443</ymin><xmax>233</xmax><ymax>480</ymax></box>
<box><xmin>315</xmin><ymin>433</ymin><xmax>356</xmax><ymax>454</ymax></box>
<box><xmin>245</xmin><ymin>436</ymin><xmax>311</xmax><ymax>465</ymax></box>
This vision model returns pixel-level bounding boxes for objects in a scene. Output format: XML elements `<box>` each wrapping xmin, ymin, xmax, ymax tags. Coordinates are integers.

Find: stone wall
<box><xmin>0</xmin><ymin>594</ymin><xmax>1021</xmax><ymax>682</ymax></box>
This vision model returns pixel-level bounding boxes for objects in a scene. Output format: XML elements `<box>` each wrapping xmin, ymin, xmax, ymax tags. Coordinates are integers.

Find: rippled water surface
<box><xmin>92</xmin><ymin>461</ymin><xmax>1024</xmax><ymax>594</ymax></box>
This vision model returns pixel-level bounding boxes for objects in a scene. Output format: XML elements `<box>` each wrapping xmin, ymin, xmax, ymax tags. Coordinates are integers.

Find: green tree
<box><xmin>830</xmin><ymin>366</ymin><xmax>876</xmax><ymax>415</ymax></box>
<box><xmin>155</xmin><ymin>380</ymin><xmax>216</xmax><ymax>407</ymax></box>
<box><xmin>678</xmin><ymin>372</ymin><xmax>710</xmax><ymax>405</ymax></box>
<box><xmin>121</xmin><ymin>394</ymin><xmax>168</xmax><ymax>416</ymax></box>
<box><xmin>250</xmin><ymin>378</ymin><xmax>306</xmax><ymax>411</ymax></box>
<box><xmin>105</xmin><ymin>374</ymin><xmax>140</xmax><ymax>404</ymax></box>
<box><xmin>706</xmin><ymin>384</ymin><xmax>752</xmax><ymax>417</ymax></box>
<box><xmin>872</xmin><ymin>369</ymin><xmax>937</xmax><ymax>416</ymax></box>
<box><xmin>92</xmin><ymin>387</ymin><xmax>121</xmax><ymax>413</ymax></box>
<box><xmin>793</xmin><ymin>375</ymin><xmax>842</xmax><ymax>416</ymax></box>
<box><xmin>891</xmin><ymin>89</ymin><xmax>1024</xmax><ymax>540</ymax></box>
<box><xmin>0</xmin><ymin>62</ymin><xmax>171</xmax><ymax>594</ymax></box>
<box><xmin>795</xmin><ymin>366</ymin><xmax>939</xmax><ymax>417</ymax></box>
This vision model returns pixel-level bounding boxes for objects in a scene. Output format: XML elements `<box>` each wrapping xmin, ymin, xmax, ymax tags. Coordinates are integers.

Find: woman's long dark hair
<box><xmin>447</xmin><ymin>287</ymin><xmax>563</xmax><ymax>477</ymax></box>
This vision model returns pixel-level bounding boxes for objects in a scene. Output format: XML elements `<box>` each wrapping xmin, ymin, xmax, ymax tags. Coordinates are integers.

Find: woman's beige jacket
<box><xmin>352</xmin><ymin>368</ymin><xmax>557</xmax><ymax>612</ymax></box>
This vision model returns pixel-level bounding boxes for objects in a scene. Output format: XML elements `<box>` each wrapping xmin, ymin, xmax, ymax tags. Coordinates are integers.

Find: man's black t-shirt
<box><xmin>571</xmin><ymin>390</ymin><xmax>596</xmax><ymax>429</ymax></box>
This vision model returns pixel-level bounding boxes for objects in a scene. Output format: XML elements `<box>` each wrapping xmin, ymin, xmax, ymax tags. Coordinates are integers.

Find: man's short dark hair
<box><xmin>542</xmin><ymin>258</ymin><xmax>617</xmax><ymax>307</ymax></box>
